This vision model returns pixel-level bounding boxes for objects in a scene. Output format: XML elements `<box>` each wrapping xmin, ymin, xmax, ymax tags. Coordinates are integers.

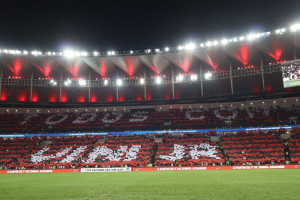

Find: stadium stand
<box><xmin>1</xmin><ymin>129</ymin><xmax>298</xmax><ymax>170</ymax></box>
<box><xmin>222</xmin><ymin>131</ymin><xmax>285</xmax><ymax>165</ymax></box>
<box><xmin>0</xmin><ymin>106</ymin><xmax>299</xmax><ymax>134</ymax></box>
<box><xmin>289</xmin><ymin>128</ymin><xmax>300</xmax><ymax>164</ymax></box>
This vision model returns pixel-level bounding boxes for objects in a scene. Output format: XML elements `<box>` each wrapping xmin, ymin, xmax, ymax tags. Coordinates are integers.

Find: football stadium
<box><xmin>1</xmin><ymin>1</ymin><xmax>300</xmax><ymax>199</ymax></box>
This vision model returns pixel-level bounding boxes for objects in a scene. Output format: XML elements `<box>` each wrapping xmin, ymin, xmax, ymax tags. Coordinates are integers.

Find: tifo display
<box><xmin>0</xmin><ymin>106</ymin><xmax>299</xmax><ymax>133</ymax></box>
<box><xmin>0</xmin><ymin>128</ymin><xmax>300</xmax><ymax>171</ymax></box>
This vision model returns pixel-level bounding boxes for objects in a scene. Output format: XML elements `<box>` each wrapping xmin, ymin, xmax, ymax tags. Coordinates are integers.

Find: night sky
<box><xmin>0</xmin><ymin>0</ymin><xmax>299</xmax><ymax>52</ymax></box>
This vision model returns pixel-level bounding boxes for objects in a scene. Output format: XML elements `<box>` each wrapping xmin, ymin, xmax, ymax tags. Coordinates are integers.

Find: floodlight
<box><xmin>130</xmin><ymin>50</ymin><xmax>134</xmax><ymax>54</ymax></box>
<box><xmin>190</xmin><ymin>74</ymin><xmax>198</xmax><ymax>81</ymax></box>
<box><xmin>206</xmin><ymin>41</ymin><xmax>212</xmax><ymax>47</ymax></box>
<box><xmin>233</xmin><ymin>38</ymin><xmax>238</xmax><ymax>42</ymax></box>
<box><xmin>78</xmin><ymin>79</ymin><xmax>87</xmax><ymax>86</ymax></box>
<box><xmin>176</xmin><ymin>74</ymin><xmax>184</xmax><ymax>82</ymax></box>
<box><xmin>64</xmin><ymin>50</ymin><xmax>75</xmax><ymax>58</ymax></box>
<box><xmin>221</xmin><ymin>39</ymin><xmax>228</xmax><ymax>45</ymax></box>
<box><xmin>93</xmin><ymin>51</ymin><xmax>99</xmax><ymax>56</ymax></box>
<box><xmin>116</xmin><ymin>79</ymin><xmax>123</xmax><ymax>86</ymax></box>
<box><xmin>140</xmin><ymin>78</ymin><xmax>145</xmax><ymax>85</ymax></box>
<box><xmin>200</xmin><ymin>43</ymin><xmax>204</xmax><ymax>48</ymax></box>
<box><xmin>108</xmin><ymin>51</ymin><xmax>115</xmax><ymax>56</ymax></box>
<box><xmin>178</xmin><ymin>46</ymin><xmax>184</xmax><ymax>50</ymax></box>
<box><xmin>155</xmin><ymin>49</ymin><xmax>160</xmax><ymax>52</ymax></box>
<box><xmin>104</xmin><ymin>79</ymin><xmax>108</xmax><ymax>86</ymax></box>
<box><xmin>239</xmin><ymin>36</ymin><xmax>245</xmax><ymax>41</ymax></box>
<box><xmin>185</xmin><ymin>43</ymin><xmax>196</xmax><ymax>50</ymax></box>
<box><xmin>165</xmin><ymin>47</ymin><xmax>169</xmax><ymax>52</ymax></box>
<box><xmin>31</xmin><ymin>51</ymin><xmax>39</xmax><ymax>56</ymax></box>
<box><xmin>213</xmin><ymin>41</ymin><xmax>218</xmax><ymax>46</ymax></box>
<box><xmin>204</xmin><ymin>72</ymin><xmax>212</xmax><ymax>80</ymax></box>
<box><xmin>75</xmin><ymin>51</ymin><xmax>81</xmax><ymax>57</ymax></box>
<box><xmin>290</xmin><ymin>23</ymin><xmax>300</xmax><ymax>32</ymax></box>
<box><xmin>64</xmin><ymin>81</ymin><xmax>70</xmax><ymax>86</ymax></box>
<box><xmin>155</xmin><ymin>77</ymin><xmax>162</xmax><ymax>84</ymax></box>
<box><xmin>80</xmin><ymin>52</ymin><xmax>88</xmax><ymax>56</ymax></box>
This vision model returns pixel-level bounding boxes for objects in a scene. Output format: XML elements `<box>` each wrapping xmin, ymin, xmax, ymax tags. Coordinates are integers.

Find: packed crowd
<box><xmin>282</xmin><ymin>61</ymin><xmax>300</xmax><ymax>81</ymax></box>
<box><xmin>0</xmin><ymin>106</ymin><xmax>299</xmax><ymax>134</ymax></box>
<box><xmin>0</xmin><ymin>129</ymin><xmax>299</xmax><ymax>170</ymax></box>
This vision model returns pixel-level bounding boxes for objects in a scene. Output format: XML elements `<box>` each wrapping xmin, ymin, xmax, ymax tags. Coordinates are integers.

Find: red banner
<box><xmin>0</xmin><ymin>169</ymin><xmax>80</xmax><ymax>174</ymax></box>
<box><xmin>132</xmin><ymin>165</ymin><xmax>300</xmax><ymax>171</ymax></box>
<box><xmin>0</xmin><ymin>165</ymin><xmax>299</xmax><ymax>174</ymax></box>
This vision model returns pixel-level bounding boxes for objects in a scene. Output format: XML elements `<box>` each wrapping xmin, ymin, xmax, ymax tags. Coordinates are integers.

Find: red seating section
<box><xmin>222</xmin><ymin>131</ymin><xmax>285</xmax><ymax>165</ymax></box>
<box><xmin>290</xmin><ymin>128</ymin><xmax>300</xmax><ymax>164</ymax></box>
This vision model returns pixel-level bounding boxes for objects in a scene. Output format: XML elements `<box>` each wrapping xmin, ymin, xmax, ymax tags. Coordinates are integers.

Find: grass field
<box><xmin>0</xmin><ymin>169</ymin><xmax>299</xmax><ymax>200</ymax></box>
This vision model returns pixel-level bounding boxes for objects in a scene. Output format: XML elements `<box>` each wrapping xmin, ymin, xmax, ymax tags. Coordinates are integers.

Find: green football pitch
<box><xmin>0</xmin><ymin>169</ymin><xmax>299</xmax><ymax>200</ymax></box>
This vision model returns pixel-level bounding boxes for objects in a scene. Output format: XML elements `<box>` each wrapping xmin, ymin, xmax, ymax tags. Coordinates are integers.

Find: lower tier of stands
<box><xmin>0</xmin><ymin>129</ymin><xmax>299</xmax><ymax>170</ymax></box>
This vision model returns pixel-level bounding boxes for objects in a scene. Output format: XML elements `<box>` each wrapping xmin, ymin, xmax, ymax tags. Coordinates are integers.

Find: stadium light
<box><xmin>80</xmin><ymin>52</ymin><xmax>88</xmax><ymax>57</ymax></box>
<box><xmin>275</xmin><ymin>28</ymin><xmax>286</xmax><ymax>34</ymax></box>
<box><xmin>155</xmin><ymin>49</ymin><xmax>160</xmax><ymax>52</ymax></box>
<box><xmin>165</xmin><ymin>47</ymin><xmax>169</xmax><ymax>52</ymax></box>
<box><xmin>75</xmin><ymin>51</ymin><xmax>81</xmax><ymax>57</ymax></box>
<box><xmin>130</xmin><ymin>50</ymin><xmax>134</xmax><ymax>54</ymax></box>
<box><xmin>93</xmin><ymin>51</ymin><xmax>99</xmax><ymax>56</ymax></box>
<box><xmin>64</xmin><ymin>50</ymin><xmax>75</xmax><ymax>58</ymax></box>
<box><xmin>78</xmin><ymin>79</ymin><xmax>87</xmax><ymax>86</ymax></box>
<box><xmin>239</xmin><ymin>36</ymin><xmax>245</xmax><ymax>41</ymax></box>
<box><xmin>185</xmin><ymin>43</ymin><xmax>196</xmax><ymax>50</ymax></box>
<box><xmin>146</xmin><ymin>49</ymin><xmax>151</xmax><ymax>53</ymax></box>
<box><xmin>31</xmin><ymin>51</ymin><xmax>40</xmax><ymax>56</ymax></box>
<box><xmin>221</xmin><ymin>39</ymin><xmax>229</xmax><ymax>45</ymax></box>
<box><xmin>290</xmin><ymin>23</ymin><xmax>300</xmax><ymax>32</ymax></box>
<box><xmin>140</xmin><ymin>78</ymin><xmax>145</xmax><ymax>85</ymax></box>
<box><xmin>64</xmin><ymin>79</ymin><xmax>72</xmax><ymax>86</ymax></box>
<box><xmin>190</xmin><ymin>74</ymin><xmax>198</xmax><ymax>81</ymax></box>
<box><xmin>50</xmin><ymin>79</ymin><xmax>57</xmax><ymax>86</ymax></box>
<box><xmin>233</xmin><ymin>37</ymin><xmax>238</xmax><ymax>42</ymax></box>
<box><xmin>116</xmin><ymin>79</ymin><xmax>123</xmax><ymax>86</ymax></box>
<box><xmin>176</xmin><ymin>74</ymin><xmax>184</xmax><ymax>82</ymax></box>
<box><xmin>200</xmin><ymin>43</ymin><xmax>204</xmax><ymax>48</ymax></box>
<box><xmin>155</xmin><ymin>77</ymin><xmax>162</xmax><ymax>84</ymax></box>
<box><xmin>178</xmin><ymin>46</ymin><xmax>185</xmax><ymax>50</ymax></box>
<box><xmin>104</xmin><ymin>79</ymin><xmax>108</xmax><ymax>86</ymax></box>
<box><xmin>204</xmin><ymin>72</ymin><xmax>212</xmax><ymax>80</ymax></box>
<box><xmin>206</xmin><ymin>41</ymin><xmax>212</xmax><ymax>47</ymax></box>
<box><xmin>64</xmin><ymin>81</ymin><xmax>70</xmax><ymax>86</ymax></box>
<box><xmin>108</xmin><ymin>51</ymin><xmax>115</xmax><ymax>56</ymax></box>
<box><xmin>213</xmin><ymin>40</ymin><xmax>219</xmax><ymax>46</ymax></box>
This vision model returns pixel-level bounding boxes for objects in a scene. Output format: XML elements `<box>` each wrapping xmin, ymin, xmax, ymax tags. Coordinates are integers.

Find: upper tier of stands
<box><xmin>0</xmin><ymin>106</ymin><xmax>299</xmax><ymax>134</ymax></box>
